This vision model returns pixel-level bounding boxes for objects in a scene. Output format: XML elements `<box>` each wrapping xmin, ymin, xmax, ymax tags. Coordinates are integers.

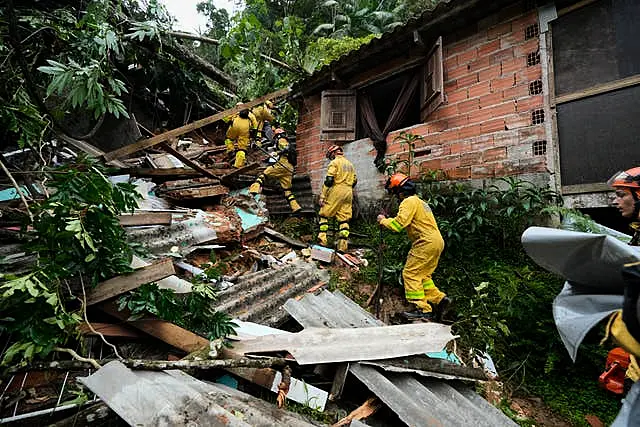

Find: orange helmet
<box><xmin>608</xmin><ymin>167</ymin><xmax>640</xmax><ymax>191</ymax></box>
<box><xmin>326</xmin><ymin>145</ymin><xmax>343</xmax><ymax>159</ymax></box>
<box><xmin>273</xmin><ymin>128</ymin><xmax>285</xmax><ymax>135</ymax></box>
<box><xmin>385</xmin><ymin>173</ymin><xmax>410</xmax><ymax>193</ymax></box>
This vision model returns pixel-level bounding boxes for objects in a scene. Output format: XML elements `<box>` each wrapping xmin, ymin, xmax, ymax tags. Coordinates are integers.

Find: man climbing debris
<box><xmin>317</xmin><ymin>145</ymin><xmax>357</xmax><ymax>253</ymax></box>
<box><xmin>251</xmin><ymin>100</ymin><xmax>279</xmax><ymax>145</ymax></box>
<box><xmin>225</xmin><ymin>105</ymin><xmax>257</xmax><ymax>168</ymax></box>
<box><xmin>377</xmin><ymin>173</ymin><xmax>450</xmax><ymax>321</ymax></box>
<box><xmin>249</xmin><ymin>128</ymin><xmax>301</xmax><ymax>214</ymax></box>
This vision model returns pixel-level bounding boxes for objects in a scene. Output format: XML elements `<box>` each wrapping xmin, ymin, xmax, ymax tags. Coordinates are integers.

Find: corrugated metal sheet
<box><xmin>231</xmin><ymin>322</ymin><xmax>455</xmax><ymax>365</ymax></box>
<box><xmin>79</xmin><ymin>361</ymin><xmax>321</xmax><ymax>427</ymax></box>
<box><xmin>213</xmin><ymin>261</ymin><xmax>329</xmax><ymax>326</ymax></box>
<box><xmin>284</xmin><ymin>290</ymin><xmax>518</xmax><ymax>427</ymax></box>
<box><xmin>232</xmin><ymin>174</ymin><xmax>315</xmax><ymax>214</ymax></box>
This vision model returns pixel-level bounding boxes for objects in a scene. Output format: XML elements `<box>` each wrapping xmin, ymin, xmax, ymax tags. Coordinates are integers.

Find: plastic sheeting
<box><xmin>522</xmin><ymin>227</ymin><xmax>640</xmax><ymax>361</ymax></box>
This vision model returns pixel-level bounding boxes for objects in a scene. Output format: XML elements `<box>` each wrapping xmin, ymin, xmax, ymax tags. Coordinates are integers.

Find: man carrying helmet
<box><xmin>377</xmin><ymin>173</ymin><xmax>450</xmax><ymax>321</ymax></box>
<box><xmin>251</xmin><ymin>101</ymin><xmax>279</xmax><ymax>144</ymax></box>
<box><xmin>225</xmin><ymin>105</ymin><xmax>257</xmax><ymax>168</ymax></box>
<box><xmin>318</xmin><ymin>145</ymin><xmax>357</xmax><ymax>252</ymax></box>
<box><xmin>248</xmin><ymin>128</ymin><xmax>301</xmax><ymax>213</ymax></box>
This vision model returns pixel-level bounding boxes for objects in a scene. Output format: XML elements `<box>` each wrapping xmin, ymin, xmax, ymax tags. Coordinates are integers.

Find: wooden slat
<box><xmin>263</xmin><ymin>227</ymin><xmax>307</xmax><ymax>249</ymax></box>
<box><xmin>220</xmin><ymin>162</ymin><xmax>260</xmax><ymax>183</ymax></box>
<box><xmin>160</xmin><ymin>143</ymin><xmax>217</xmax><ymax>179</ymax></box>
<box><xmin>103</xmin><ymin>87</ymin><xmax>290</xmax><ymax>161</ymax></box>
<box><xmin>118</xmin><ymin>212</ymin><xmax>172</xmax><ymax>226</ymax></box>
<box><xmin>120</xmin><ymin>168</ymin><xmax>201</xmax><ymax>178</ymax></box>
<box><xmin>99</xmin><ymin>301</ymin><xmax>210</xmax><ymax>353</ymax></box>
<box><xmin>555</xmin><ymin>74</ymin><xmax>640</xmax><ymax>105</ymax></box>
<box><xmin>79</xmin><ymin>322</ymin><xmax>142</xmax><ymax>338</ymax></box>
<box><xmin>86</xmin><ymin>258</ymin><xmax>175</xmax><ymax>305</ymax></box>
<box><xmin>561</xmin><ymin>182</ymin><xmax>610</xmax><ymax>195</ymax></box>
<box><xmin>58</xmin><ymin>134</ymin><xmax>127</xmax><ymax>168</ymax></box>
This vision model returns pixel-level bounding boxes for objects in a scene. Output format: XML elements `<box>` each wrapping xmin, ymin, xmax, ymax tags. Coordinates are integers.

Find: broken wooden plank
<box><xmin>329</xmin><ymin>362</ymin><xmax>350</xmax><ymax>401</ymax></box>
<box><xmin>160</xmin><ymin>143</ymin><xmax>218</xmax><ymax>179</ymax></box>
<box><xmin>165</xmin><ymin>184</ymin><xmax>229</xmax><ymax>200</ymax></box>
<box><xmin>264</xmin><ymin>227</ymin><xmax>307</xmax><ymax>249</ymax></box>
<box><xmin>119</xmin><ymin>167</ymin><xmax>201</xmax><ymax>178</ymax></box>
<box><xmin>58</xmin><ymin>133</ymin><xmax>127</xmax><ymax>168</ymax></box>
<box><xmin>87</xmin><ymin>258</ymin><xmax>175</xmax><ymax>305</ymax></box>
<box><xmin>99</xmin><ymin>301</ymin><xmax>209</xmax><ymax>353</ymax></box>
<box><xmin>219</xmin><ymin>162</ymin><xmax>260</xmax><ymax>183</ymax></box>
<box><xmin>118</xmin><ymin>212</ymin><xmax>172</xmax><ymax>226</ymax></box>
<box><xmin>332</xmin><ymin>397</ymin><xmax>381</xmax><ymax>427</ymax></box>
<box><xmin>359</xmin><ymin>355</ymin><xmax>488</xmax><ymax>381</ymax></box>
<box><xmin>103</xmin><ymin>88</ymin><xmax>290</xmax><ymax>161</ymax></box>
<box><xmin>79</xmin><ymin>322</ymin><xmax>142</xmax><ymax>338</ymax></box>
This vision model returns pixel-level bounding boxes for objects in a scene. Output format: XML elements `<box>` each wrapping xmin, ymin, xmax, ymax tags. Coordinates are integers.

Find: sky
<box><xmin>160</xmin><ymin>0</ymin><xmax>237</xmax><ymax>33</ymax></box>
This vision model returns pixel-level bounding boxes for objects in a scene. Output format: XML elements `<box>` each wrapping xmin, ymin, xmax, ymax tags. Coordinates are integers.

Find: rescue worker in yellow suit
<box><xmin>248</xmin><ymin>128</ymin><xmax>301</xmax><ymax>213</ymax></box>
<box><xmin>225</xmin><ymin>107</ymin><xmax>257</xmax><ymax>168</ymax></box>
<box><xmin>318</xmin><ymin>145</ymin><xmax>357</xmax><ymax>253</ymax></box>
<box><xmin>605</xmin><ymin>167</ymin><xmax>640</xmax><ymax>387</ymax></box>
<box><xmin>377</xmin><ymin>173</ymin><xmax>451</xmax><ymax>321</ymax></box>
<box><xmin>251</xmin><ymin>101</ymin><xmax>278</xmax><ymax>144</ymax></box>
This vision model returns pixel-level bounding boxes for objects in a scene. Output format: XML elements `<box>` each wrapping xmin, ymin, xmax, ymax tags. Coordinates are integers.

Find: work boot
<box><xmin>336</xmin><ymin>238</ymin><xmax>348</xmax><ymax>253</ymax></box>
<box><xmin>402</xmin><ymin>310</ymin><xmax>434</xmax><ymax>321</ymax></box>
<box><xmin>317</xmin><ymin>232</ymin><xmax>328</xmax><ymax>247</ymax></box>
<box><xmin>249</xmin><ymin>182</ymin><xmax>262</xmax><ymax>194</ymax></box>
<box><xmin>289</xmin><ymin>199</ymin><xmax>302</xmax><ymax>213</ymax></box>
<box><xmin>433</xmin><ymin>297</ymin><xmax>452</xmax><ymax>322</ymax></box>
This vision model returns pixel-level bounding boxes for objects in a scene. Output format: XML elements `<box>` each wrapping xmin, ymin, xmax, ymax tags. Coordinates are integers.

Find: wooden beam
<box><xmin>86</xmin><ymin>258</ymin><xmax>175</xmax><ymax>305</ymax></box>
<box><xmin>561</xmin><ymin>182</ymin><xmax>611</xmax><ymax>195</ymax></box>
<box><xmin>79</xmin><ymin>322</ymin><xmax>142</xmax><ymax>338</ymax></box>
<box><xmin>58</xmin><ymin>133</ymin><xmax>127</xmax><ymax>168</ymax></box>
<box><xmin>118</xmin><ymin>212</ymin><xmax>172</xmax><ymax>226</ymax></box>
<box><xmin>99</xmin><ymin>301</ymin><xmax>210</xmax><ymax>353</ymax></box>
<box><xmin>103</xmin><ymin>87</ymin><xmax>290</xmax><ymax>161</ymax></box>
<box><xmin>555</xmin><ymin>74</ymin><xmax>640</xmax><ymax>105</ymax></box>
<box><xmin>557</xmin><ymin>0</ymin><xmax>599</xmax><ymax>17</ymax></box>
<box><xmin>119</xmin><ymin>168</ymin><xmax>201</xmax><ymax>178</ymax></box>
<box><xmin>160</xmin><ymin>143</ymin><xmax>218</xmax><ymax>179</ymax></box>
<box><xmin>220</xmin><ymin>162</ymin><xmax>260</xmax><ymax>184</ymax></box>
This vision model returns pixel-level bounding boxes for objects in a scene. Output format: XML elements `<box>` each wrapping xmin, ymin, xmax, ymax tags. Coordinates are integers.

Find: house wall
<box><xmin>296</xmin><ymin>6</ymin><xmax>551</xmax><ymax>206</ymax></box>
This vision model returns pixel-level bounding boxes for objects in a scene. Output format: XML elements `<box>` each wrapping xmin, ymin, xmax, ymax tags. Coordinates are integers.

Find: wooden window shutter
<box><xmin>320</xmin><ymin>90</ymin><xmax>356</xmax><ymax>141</ymax></box>
<box><xmin>420</xmin><ymin>36</ymin><xmax>444</xmax><ymax>121</ymax></box>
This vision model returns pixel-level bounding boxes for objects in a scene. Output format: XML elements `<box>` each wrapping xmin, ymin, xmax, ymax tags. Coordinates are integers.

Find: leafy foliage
<box><xmin>0</xmin><ymin>156</ymin><xmax>140</xmax><ymax>365</ymax></box>
<box><xmin>118</xmin><ymin>282</ymin><xmax>237</xmax><ymax>341</ymax></box>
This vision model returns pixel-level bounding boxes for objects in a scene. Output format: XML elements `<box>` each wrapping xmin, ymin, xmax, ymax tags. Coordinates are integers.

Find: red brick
<box><xmin>458</xmin><ymin>98</ymin><xmax>480</xmax><ymax>114</ymax></box>
<box><xmin>450</xmin><ymin>141</ymin><xmax>471</xmax><ymax>153</ymax></box>
<box><xmin>500</xmin><ymin>31</ymin><xmax>525</xmax><ymax>50</ymax></box>
<box><xmin>457</xmin><ymin>73</ymin><xmax>480</xmax><ymax>88</ymax></box>
<box><xmin>479</xmin><ymin>64</ymin><xmax>502</xmax><ymax>81</ymax></box>
<box><xmin>503</xmin><ymin>84</ymin><xmax>530</xmax><ymax>99</ymax></box>
<box><xmin>420</xmin><ymin>159</ymin><xmax>442</xmax><ymax>172</ymax></box>
<box><xmin>483</xmin><ymin>146</ymin><xmax>507</xmax><ymax>162</ymax></box>
<box><xmin>494</xmin><ymin>131</ymin><xmax>518</xmax><ymax>147</ymax></box>
<box><xmin>471</xmin><ymin>164</ymin><xmax>496</xmax><ymax>178</ymax></box>
<box><xmin>447</xmin><ymin>166</ymin><xmax>471</xmax><ymax>179</ymax></box>
<box><xmin>518</xmin><ymin>65</ymin><xmax>542</xmax><ymax>82</ymax></box>
<box><xmin>440</xmin><ymin>129</ymin><xmax>460</xmax><ymax>143</ymax></box>
<box><xmin>478</xmin><ymin>39</ymin><xmax>501</xmax><ymax>57</ymax></box>
<box><xmin>479</xmin><ymin>92</ymin><xmax>503</xmax><ymax>108</ymax></box>
<box><xmin>427</xmin><ymin>120</ymin><xmax>449</xmax><ymax>134</ymax></box>
<box><xmin>447</xmin><ymin>40</ymin><xmax>474</xmax><ymax>56</ymax></box>
<box><xmin>505</xmin><ymin>113</ymin><xmax>532</xmax><ymax>130</ymax></box>
<box><xmin>469</xmin><ymin>101</ymin><xmax>515</xmax><ymax>124</ymax></box>
<box><xmin>518</xmin><ymin>125</ymin><xmax>546</xmax><ymax>141</ymax></box>
<box><xmin>491</xmin><ymin>75</ymin><xmax>516</xmax><ymax>92</ymax></box>
<box><xmin>488</xmin><ymin>21</ymin><xmax>512</xmax><ymax>40</ymax></box>
<box><xmin>460</xmin><ymin>151</ymin><xmax>482</xmax><ymax>166</ymax></box>
<box><xmin>446</xmin><ymin>88</ymin><xmax>469</xmax><ymax>104</ymax></box>
<box><xmin>470</xmin><ymin>135</ymin><xmax>495</xmax><ymax>151</ymax></box>
<box><xmin>481</xmin><ymin>118</ymin><xmax>506</xmax><ymax>133</ymax></box>
<box><xmin>490</xmin><ymin>47</ymin><xmax>514</xmax><ymax>65</ymax></box>
<box><xmin>444</xmin><ymin>56</ymin><xmax>458</xmax><ymax>71</ymax></box>
<box><xmin>469</xmin><ymin>81</ymin><xmax>491</xmax><ymax>98</ymax></box>
<box><xmin>446</xmin><ymin>65</ymin><xmax>471</xmax><ymax>81</ymax></box>
<box><xmin>510</xmin><ymin>12</ymin><xmax>538</xmax><ymax>34</ymax></box>
<box><xmin>519</xmin><ymin>157</ymin><xmax>548</xmax><ymax>173</ymax></box>
<box><xmin>513</xmin><ymin>38</ymin><xmax>540</xmax><ymax>58</ymax></box>
<box><xmin>459</xmin><ymin>124</ymin><xmax>482</xmax><ymax>139</ymax></box>
<box><xmin>457</xmin><ymin>48</ymin><xmax>478</xmax><ymax>65</ymax></box>
<box><xmin>501</xmin><ymin>57</ymin><xmax>526</xmax><ymax>75</ymax></box>
<box><xmin>441</xmin><ymin>155</ymin><xmax>461</xmax><ymax>169</ymax></box>
<box><xmin>448</xmin><ymin>114</ymin><xmax>469</xmax><ymax>128</ymax></box>
<box><xmin>433</xmin><ymin>145</ymin><xmax>452</xmax><ymax>156</ymax></box>
<box><xmin>445</xmin><ymin>79</ymin><xmax>458</xmax><ymax>92</ymax></box>
<box><xmin>469</xmin><ymin>56</ymin><xmax>491</xmax><ymax>72</ymax></box>
<box><xmin>515</xmin><ymin>95</ymin><xmax>543</xmax><ymax>112</ymax></box>
<box><xmin>494</xmin><ymin>159</ymin><xmax>521</xmax><ymax>177</ymax></box>
<box><xmin>433</xmin><ymin>104</ymin><xmax>459</xmax><ymax>120</ymax></box>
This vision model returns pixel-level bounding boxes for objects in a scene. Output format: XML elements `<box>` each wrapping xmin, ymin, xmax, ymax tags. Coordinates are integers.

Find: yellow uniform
<box><xmin>318</xmin><ymin>154</ymin><xmax>357</xmax><ymax>252</ymax></box>
<box><xmin>249</xmin><ymin>136</ymin><xmax>301</xmax><ymax>213</ymax></box>
<box><xmin>381</xmin><ymin>195</ymin><xmax>446</xmax><ymax>313</ymax></box>
<box><xmin>225</xmin><ymin>114</ymin><xmax>256</xmax><ymax>168</ymax></box>
<box><xmin>251</xmin><ymin>105</ymin><xmax>274</xmax><ymax>140</ymax></box>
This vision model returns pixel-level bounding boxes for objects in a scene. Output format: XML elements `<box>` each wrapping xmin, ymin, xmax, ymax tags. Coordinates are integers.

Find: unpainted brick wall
<box><xmin>295</xmin><ymin>8</ymin><xmax>548</xmax><ymax>200</ymax></box>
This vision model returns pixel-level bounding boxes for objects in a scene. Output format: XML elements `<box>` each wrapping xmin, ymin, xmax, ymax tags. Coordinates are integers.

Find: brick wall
<box><xmin>295</xmin><ymin>8</ymin><xmax>549</xmax><ymax>201</ymax></box>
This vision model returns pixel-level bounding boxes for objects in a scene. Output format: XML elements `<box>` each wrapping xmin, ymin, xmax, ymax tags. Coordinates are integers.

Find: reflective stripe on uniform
<box><xmin>389</xmin><ymin>219</ymin><xmax>404</xmax><ymax>232</ymax></box>
<box><xmin>405</xmin><ymin>289</ymin><xmax>425</xmax><ymax>300</ymax></box>
<box><xmin>422</xmin><ymin>278</ymin><xmax>435</xmax><ymax>289</ymax></box>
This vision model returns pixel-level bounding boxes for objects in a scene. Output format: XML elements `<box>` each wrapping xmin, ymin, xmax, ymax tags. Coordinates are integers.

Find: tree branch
<box><xmin>53</xmin><ymin>347</ymin><xmax>102</xmax><ymax>370</ymax></box>
<box><xmin>0</xmin><ymin>157</ymin><xmax>34</xmax><ymax>223</ymax></box>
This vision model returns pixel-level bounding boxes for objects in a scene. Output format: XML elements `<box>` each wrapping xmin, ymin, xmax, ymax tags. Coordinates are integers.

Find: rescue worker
<box><xmin>248</xmin><ymin>128</ymin><xmax>301</xmax><ymax>214</ymax></box>
<box><xmin>606</xmin><ymin>167</ymin><xmax>640</xmax><ymax>390</ymax></box>
<box><xmin>318</xmin><ymin>145</ymin><xmax>357</xmax><ymax>252</ymax></box>
<box><xmin>251</xmin><ymin>101</ymin><xmax>279</xmax><ymax>144</ymax></box>
<box><xmin>225</xmin><ymin>106</ymin><xmax>257</xmax><ymax>168</ymax></box>
<box><xmin>377</xmin><ymin>173</ymin><xmax>450</xmax><ymax>321</ymax></box>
